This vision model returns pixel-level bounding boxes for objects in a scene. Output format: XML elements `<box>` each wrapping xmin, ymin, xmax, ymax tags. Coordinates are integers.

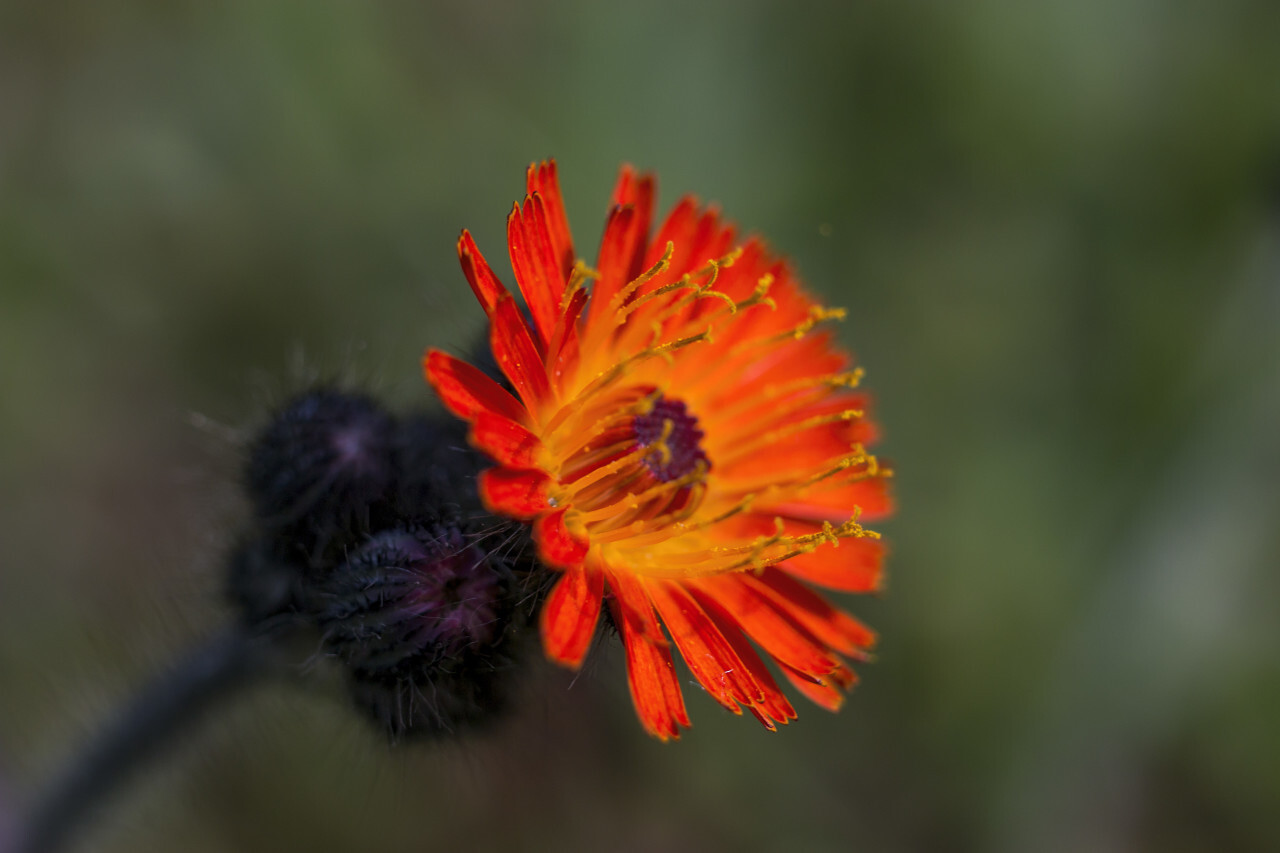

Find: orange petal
<box><xmin>698</xmin><ymin>599</ymin><xmax>797</xmax><ymax>728</ymax></box>
<box><xmin>690</xmin><ymin>575</ymin><xmax>838</xmax><ymax>677</ymax></box>
<box><xmin>541</xmin><ymin>566</ymin><xmax>603</xmax><ymax>668</ymax></box>
<box><xmin>642</xmin><ymin>195</ymin><xmax>696</xmax><ymax>271</ymax></box>
<box><xmin>590</xmin><ymin>203</ymin><xmax>640</xmax><ymax>325</ymax></box>
<box><xmin>533</xmin><ymin>507</ymin><xmax>589</xmax><ymax>570</ymax></box>
<box><xmin>507</xmin><ymin>196</ymin><xmax>564</xmax><ymax>351</ymax></box>
<box><xmin>526</xmin><ymin>159</ymin><xmax>574</xmax><ymax>279</ymax></box>
<box><xmin>771</xmin><ymin>475</ymin><xmax>895</xmax><ymax>523</ymax></box>
<box><xmin>423</xmin><ymin>350</ymin><xmax>527</xmax><ymax>424</ymax></box>
<box><xmin>471</xmin><ymin>410</ymin><xmax>542</xmax><ymax>468</ymax></box>
<box><xmin>778</xmin><ymin>661</ymin><xmax>852</xmax><ymax>712</ymax></box>
<box><xmin>490</xmin><ymin>293</ymin><xmax>552</xmax><ymax>407</ymax></box>
<box><xmin>611</xmin><ymin>596</ymin><xmax>689</xmax><ymax>741</ymax></box>
<box><xmin>603</xmin><ymin>569</ymin><xmax>665</xmax><ymax>643</ymax></box>
<box><xmin>457</xmin><ymin>230</ymin><xmax>507</xmax><ymax>316</ymax></box>
<box><xmin>547</xmin><ymin>283</ymin><xmax>588</xmax><ymax>390</ymax></box>
<box><xmin>780</xmin><ymin>536</ymin><xmax>887</xmax><ymax>593</ymax></box>
<box><xmin>647</xmin><ymin>581</ymin><xmax>752</xmax><ymax>716</ymax></box>
<box><xmin>747</xmin><ymin>569</ymin><xmax>876</xmax><ymax>656</ymax></box>
<box><xmin>478</xmin><ymin>467</ymin><xmax>551</xmax><ymax>519</ymax></box>
<box><xmin>609</xmin><ymin>165</ymin><xmax>654</xmax><ymax>282</ymax></box>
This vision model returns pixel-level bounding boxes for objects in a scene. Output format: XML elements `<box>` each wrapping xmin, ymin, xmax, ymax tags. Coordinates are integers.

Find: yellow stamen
<box><xmin>606</xmin><ymin>242</ymin><xmax>674</xmax><ymax>315</ymax></box>
<box><xmin>560</xmin><ymin>330</ymin><xmax>711</xmax><ymax>415</ymax></box>
<box><xmin>714</xmin><ymin>407</ymin><xmax>865</xmax><ymax>468</ymax></box>
<box><xmin>706</xmin><ymin>369</ymin><xmax>865</xmax><ymax>423</ymax></box>
<box><xmin>732</xmin><ymin>304</ymin><xmax>847</xmax><ymax>352</ymax></box>
<box><xmin>578</xmin><ymin>460</ymin><xmax>708</xmax><ymax>523</ymax></box>
<box><xmin>560</xmin><ymin>260</ymin><xmax>599</xmax><ymax>311</ymax></box>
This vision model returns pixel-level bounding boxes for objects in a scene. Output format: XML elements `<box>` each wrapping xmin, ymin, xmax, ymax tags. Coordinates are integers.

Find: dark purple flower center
<box><xmin>633</xmin><ymin>397</ymin><xmax>710</xmax><ymax>483</ymax></box>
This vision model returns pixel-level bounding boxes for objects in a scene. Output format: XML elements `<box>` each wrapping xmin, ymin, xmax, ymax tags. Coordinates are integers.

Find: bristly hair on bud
<box><xmin>244</xmin><ymin>388</ymin><xmax>396</xmax><ymax>559</ymax></box>
<box><xmin>313</xmin><ymin>524</ymin><xmax>523</xmax><ymax>738</ymax></box>
<box><xmin>229</xmin><ymin>386</ymin><xmax>549</xmax><ymax>740</ymax></box>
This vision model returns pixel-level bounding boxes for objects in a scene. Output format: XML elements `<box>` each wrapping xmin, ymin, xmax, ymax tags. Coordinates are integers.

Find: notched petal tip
<box><xmin>456</xmin><ymin>230</ymin><xmax>508</xmax><ymax>316</ymax></box>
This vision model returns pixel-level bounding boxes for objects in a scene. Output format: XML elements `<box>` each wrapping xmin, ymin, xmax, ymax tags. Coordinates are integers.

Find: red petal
<box><xmin>533</xmin><ymin>508</ymin><xmax>589</xmax><ymax>570</ymax></box>
<box><xmin>423</xmin><ymin>350</ymin><xmax>527</xmax><ymax>424</ymax></box>
<box><xmin>642</xmin><ymin>195</ymin><xmax>696</xmax><ymax>270</ymax></box>
<box><xmin>648</xmin><ymin>581</ymin><xmax>751</xmax><ymax>716</ymax></box>
<box><xmin>611</xmin><ymin>597</ymin><xmax>689</xmax><ymax>741</ymax></box>
<box><xmin>478</xmin><ymin>467</ymin><xmax>551</xmax><ymax>519</ymax></box>
<box><xmin>490</xmin><ymin>293</ymin><xmax>552</xmax><ymax>407</ymax></box>
<box><xmin>590</xmin><ymin>203</ymin><xmax>639</xmax><ymax>323</ymax></box>
<box><xmin>605</xmin><ymin>569</ymin><xmax>665</xmax><ymax>643</ymax></box>
<box><xmin>690</xmin><ymin>575</ymin><xmax>838</xmax><ymax>677</ymax></box>
<box><xmin>697</xmin><ymin>600</ymin><xmax>797</xmax><ymax>727</ymax></box>
<box><xmin>547</xmin><ymin>285</ymin><xmax>587</xmax><ymax>389</ymax></box>
<box><xmin>609</xmin><ymin>166</ymin><xmax>654</xmax><ymax>282</ymax></box>
<box><xmin>541</xmin><ymin>566</ymin><xmax>603</xmax><ymax>668</ymax></box>
<box><xmin>781</xmin><ymin>536</ymin><xmax>887</xmax><ymax>593</ymax></box>
<box><xmin>507</xmin><ymin>197</ymin><xmax>564</xmax><ymax>351</ymax></box>
<box><xmin>471</xmin><ymin>410</ymin><xmax>542</xmax><ymax>468</ymax></box>
<box><xmin>769</xmin><ymin>476</ymin><xmax>895</xmax><ymax>523</ymax></box>
<box><xmin>457</xmin><ymin>230</ymin><xmax>507</xmax><ymax>316</ymax></box>
<box><xmin>778</xmin><ymin>661</ymin><xmax>852</xmax><ymax>712</ymax></box>
<box><xmin>526</xmin><ymin>159</ymin><xmax>575</xmax><ymax>279</ymax></box>
<box><xmin>747</xmin><ymin>569</ymin><xmax>876</xmax><ymax>656</ymax></box>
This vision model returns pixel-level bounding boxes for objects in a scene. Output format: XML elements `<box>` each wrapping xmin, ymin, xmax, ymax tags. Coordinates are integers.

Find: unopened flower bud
<box><xmin>245</xmin><ymin>389</ymin><xmax>395</xmax><ymax>549</ymax></box>
<box><xmin>312</xmin><ymin>523</ymin><xmax>525</xmax><ymax>739</ymax></box>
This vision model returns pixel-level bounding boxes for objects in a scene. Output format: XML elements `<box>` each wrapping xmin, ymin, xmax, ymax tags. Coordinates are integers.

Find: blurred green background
<box><xmin>2</xmin><ymin>2</ymin><xmax>1279</xmax><ymax>851</ymax></box>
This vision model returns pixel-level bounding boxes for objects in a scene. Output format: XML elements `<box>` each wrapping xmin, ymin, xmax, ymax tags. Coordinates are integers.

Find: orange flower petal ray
<box><xmin>540</xmin><ymin>566</ymin><xmax>603</xmax><ymax>668</ymax></box>
<box><xmin>778</xmin><ymin>661</ymin><xmax>852</xmax><ymax>713</ymax></box>
<box><xmin>423</xmin><ymin>350</ymin><xmax>526</xmax><ymax>424</ymax></box>
<box><xmin>457</xmin><ymin>230</ymin><xmax>507</xmax><ymax>316</ymax></box>
<box><xmin>478</xmin><ymin>467</ymin><xmax>551</xmax><ymax>519</ymax></box>
<box><xmin>532</xmin><ymin>507</ymin><xmax>589</xmax><ymax>571</ymax></box>
<box><xmin>689</xmin><ymin>575</ymin><xmax>840</xmax><ymax>678</ymax></box>
<box><xmin>779</xmin><ymin>536</ymin><xmax>888</xmax><ymax>593</ymax></box>
<box><xmin>489</xmin><ymin>294</ymin><xmax>551</xmax><ymax>407</ymax></box>
<box><xmin>611</xmin><ymin>596</ymin><xmax>690</xmax><ymax>741</ymax></box>
<box><xmin>746</xmin><ymin>568</ymin><xmax>876</xmax><ymax>656</ymax></box>
<box><xmin>471</xmin><ymin>411</ymin><xmax>542</xmax><ymax>469</ymax></box>
<box><xmin>526</xmin><ymin>160</ymin><xmax>575</xmax><ymax>279</ymax></box>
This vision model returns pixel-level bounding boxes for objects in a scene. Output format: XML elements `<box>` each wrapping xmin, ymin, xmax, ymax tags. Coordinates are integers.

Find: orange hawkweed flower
<box><xmin>425</xmin><ymin>160</ymin><xmax>893</xmax><ymax>740</ymax></box>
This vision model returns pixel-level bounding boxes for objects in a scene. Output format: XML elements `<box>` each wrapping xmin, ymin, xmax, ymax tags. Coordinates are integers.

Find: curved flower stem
<box><xmin>17</xmin><ymin>620</ymin><xmax>299</xmax><ymax>853</ymax></box>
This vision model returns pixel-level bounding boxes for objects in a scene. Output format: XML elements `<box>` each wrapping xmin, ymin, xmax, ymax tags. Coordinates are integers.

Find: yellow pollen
<box><xmin>561</xmin><ymin>260</ymin><xmax>599</xmax><ymax>310</ymax></box>
<box><xmin>725</xmin><ymin>514</ymin><xmax>878</xmax><ymax>573</ymax></box>
<box><xmin>578</xmin><ymin>459</ymin><xmax>708</xmax><ymax>523</ymax></box>
<box><xmin>715</xmin><ymin>407</ymin><xmax>865</xmax><ymax>468</ymax></box>
<box><xmin>607</xmin><ymin>243</ymin><xmax>674</xmax><ymax>314</ymax></box>
<box><xmin>704</xmin><ymin>368</ymin><xmax>866</xmax><ymax>424</ymax></box>
<box><xmin>723</xmin><ymin>446</ymin><xmax>880</xmax><ymax>497</ymax></box>
<box><xmin>735</xmin><ymin>274</ymin><xmax>778</xmax><ymax>311</ymax></box>
<box><xmin>733</xmin><ymin>304</ymin><xmax>847</xmax><ymax>352</ymax></box>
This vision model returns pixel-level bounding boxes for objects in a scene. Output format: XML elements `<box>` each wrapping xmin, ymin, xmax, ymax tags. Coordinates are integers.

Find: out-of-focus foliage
<box><xmin>2</xmin><ymin>2</ymin><xmax>1278</xmax><ymax>851</ymax></box>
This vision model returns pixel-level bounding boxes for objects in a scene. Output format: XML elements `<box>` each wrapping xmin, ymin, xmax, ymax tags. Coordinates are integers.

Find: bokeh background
<box><xmin>3</xmin><ymin>2</ymin><xmax>1279</xmax><ymax>851</ymax></box>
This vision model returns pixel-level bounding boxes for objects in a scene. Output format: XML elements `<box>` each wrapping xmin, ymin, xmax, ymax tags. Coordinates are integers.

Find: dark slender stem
<box><xmin>17</xmin><ymin>622</ymin><xmax>292</xmax><ymax>853</ymax></box>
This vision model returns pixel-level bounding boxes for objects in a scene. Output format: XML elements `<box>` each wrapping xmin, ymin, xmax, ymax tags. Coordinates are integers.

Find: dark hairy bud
<box><xmin>314</xmin><ymin>525</ymin><xmax>523</xmax><ymax>738</ymax></box>
<box><xmin>229</xmin><ymin>387</ymin><xmax>548</xmax><ymax>739</ymax></box>
<box><xmin>245</xmin><ymin>389</ymin><xmax>396</xmax><ymax>555</ymax></box>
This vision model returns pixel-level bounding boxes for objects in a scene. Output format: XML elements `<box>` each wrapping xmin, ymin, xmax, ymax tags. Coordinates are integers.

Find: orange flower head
<box><xmin>424</xmin><ymin>160</ymin><xmax>893</xmax><ymax>740</ymax></box>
